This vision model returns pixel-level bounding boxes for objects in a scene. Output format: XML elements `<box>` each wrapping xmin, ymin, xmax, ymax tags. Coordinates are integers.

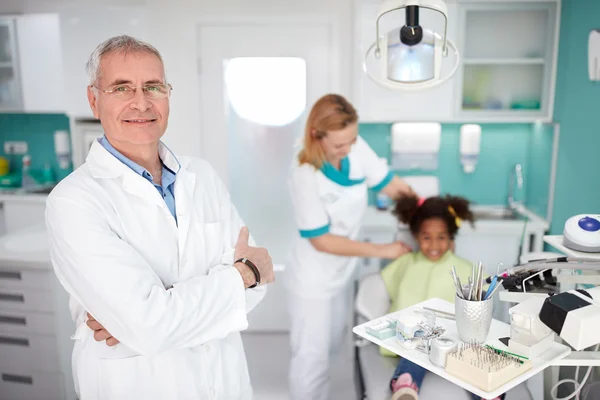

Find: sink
<box><xmin>472</xmin><ymin>206</ymin><xmax>520</xmax><ymax>221</ymax></box>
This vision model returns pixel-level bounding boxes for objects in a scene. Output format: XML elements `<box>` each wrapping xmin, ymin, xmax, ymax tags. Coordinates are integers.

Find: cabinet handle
<box><xmin>0</xmin><ymin>315</ymin><xmax>26</xmax><ymax>326</ymax></box>
<box><xmin>0</xmin><ymin>271</ymin><xmax>22</xmax><ymax>281</ymax></box>
<box><xmin>0</xmin><ymin>293</ymin><xmax>24</xmax><ymax>303</ymax></box>
<box><xmin>2</xmin><ymin>373</ymin><xmax>33</xmax><ymax>385</ymax></box>
<box><xmin>0</xmin><ymin>336</ymin><xmax>29</xmax><ymax>347</ymax></box>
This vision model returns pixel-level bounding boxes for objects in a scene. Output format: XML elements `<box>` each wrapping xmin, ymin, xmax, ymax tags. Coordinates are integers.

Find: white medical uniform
<box><xmin>46</xmin><ymin>140</ymin><xmax>266</xmax><ymax>400</ymax></box>
<box><xmin>287</xmin><ymin>136</ymin><xmax>392</xmax><ymax>400</ymax></box>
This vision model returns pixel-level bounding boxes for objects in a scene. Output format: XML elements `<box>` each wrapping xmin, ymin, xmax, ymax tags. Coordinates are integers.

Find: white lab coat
<box><xmin>46</xmin><ymin>140</ymin><xmax>266</xmax><ymax>400</ymax></box>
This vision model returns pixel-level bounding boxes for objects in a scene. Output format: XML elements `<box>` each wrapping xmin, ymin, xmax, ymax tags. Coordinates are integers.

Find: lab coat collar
<box><xmin>88</xmin><ymin>141</ymin><xmax>164</xmax><ymax>208</ymax></box>
<box><xmin>87</xmin><ymin>138</ymin><xmax>181</xmax><ymax>178</ymax></box>
<box><xmin>86</xmin><ymin>139</ymin><xmax>194</xmax><ymax>214</ymax></box>
<box><xmin>158</xmin><ymin>142</ymin><xmax>181</xmax><ymax>174</ymax></box>
<box><xmin>87</xmin><ymin>139</ymin><xmax>131</xmax><ymax>179</ymax></box>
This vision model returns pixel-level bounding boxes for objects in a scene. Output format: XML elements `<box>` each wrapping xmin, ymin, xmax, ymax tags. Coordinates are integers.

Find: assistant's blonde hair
<box><xmin>298</xmin><ymin>94</ymin><xmax>358</xmax><ymax>168</ymax></box>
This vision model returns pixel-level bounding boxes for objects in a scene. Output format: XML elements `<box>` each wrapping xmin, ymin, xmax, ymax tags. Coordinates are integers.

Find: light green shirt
<box><xmin>379</xmin><ymin>250</ymin><xmax>472</xmax><ymax>356</ymax></box>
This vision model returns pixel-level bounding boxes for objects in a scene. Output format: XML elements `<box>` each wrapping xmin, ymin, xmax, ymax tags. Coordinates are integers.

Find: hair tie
<box><xmin>417</xmin><ymin>197</ymin><xmax>426</xmax><ymax>207</ymax></box>
<box><xmin>447</xmin><ymin>205</ymin><xmax>461</xmax><ymax>228</ymax></box>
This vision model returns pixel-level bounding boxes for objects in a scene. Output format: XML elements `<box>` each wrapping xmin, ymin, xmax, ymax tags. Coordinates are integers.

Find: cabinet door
<box><xmin>16</xmin><ymin>14</ymin><xmax>65</xmax><ymax>113</ymax></box>
<box><xmin>0</xmin><ymin>18</ymin><xmax>22</xmax><ymax>111</ymax></box>
<box><xmin>353</xmin><ymin>1</ymin><xmax>458</xmax><ymax>122</ymax></box>
<box><xmin>453</xmin><ymin>1</ymin><xmax>559</xmax><ymax>122</ymax></box>
<box><xmin>3</xmin><ymin>202</ymin><xmax>46</xmax><ymax>235</ymax></box>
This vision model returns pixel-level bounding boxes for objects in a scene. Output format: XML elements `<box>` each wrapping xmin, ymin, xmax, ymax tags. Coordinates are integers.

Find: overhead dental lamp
<box><xmin>364</xmin><ymin>0</ymin><xmax>460</xmax><ymax>91</ymax></box>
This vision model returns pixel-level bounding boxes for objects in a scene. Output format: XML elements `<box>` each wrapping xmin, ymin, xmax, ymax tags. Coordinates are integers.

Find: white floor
<box><xmin>242</xmin><ymin>331</ymin><xmax>358</xmax><ymax>400</ymax></box>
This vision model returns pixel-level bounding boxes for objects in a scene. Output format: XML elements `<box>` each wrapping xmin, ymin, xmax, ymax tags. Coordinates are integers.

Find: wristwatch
<box><xmin>235</xmin><ymin>258</ymin><xmax>261</xmax><ymax>289</ymax></box>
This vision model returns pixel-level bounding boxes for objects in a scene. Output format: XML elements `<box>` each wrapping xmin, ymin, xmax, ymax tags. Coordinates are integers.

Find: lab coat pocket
<box><xmin>97</xmin><ymin>354</ymin><xmax>177</xmax><ymax>400</ymax></box>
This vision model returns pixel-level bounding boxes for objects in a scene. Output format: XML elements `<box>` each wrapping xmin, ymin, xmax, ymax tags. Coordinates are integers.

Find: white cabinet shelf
<box><xmin>454</xmin><ymin>1</ymin><xmax>559</xmax><ymax>122</ymax></box>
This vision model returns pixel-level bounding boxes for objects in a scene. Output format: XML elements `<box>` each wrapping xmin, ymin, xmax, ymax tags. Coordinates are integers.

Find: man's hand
<box><xmin>233</xmin><ymin>227</ymin><xmax>275</xmax><ymax>288</ymax></box>
<box><xmin>86</xmin><ymin>313</ymin><xmax>119</xmax><ymax>347</ymax></box>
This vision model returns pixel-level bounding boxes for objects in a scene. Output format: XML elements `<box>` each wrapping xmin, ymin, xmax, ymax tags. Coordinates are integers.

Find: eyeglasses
<box><xmin>93</xmin><ymin>83</ymin><xmax>172</xmax><ymax>100</ymax></box>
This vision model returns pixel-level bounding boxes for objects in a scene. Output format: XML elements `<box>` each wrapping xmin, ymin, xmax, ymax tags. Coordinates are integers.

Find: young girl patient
<box><xmin>382</xmin><ymin>194</ymin><xmax>503</xmax><ymax>400</ymax></box>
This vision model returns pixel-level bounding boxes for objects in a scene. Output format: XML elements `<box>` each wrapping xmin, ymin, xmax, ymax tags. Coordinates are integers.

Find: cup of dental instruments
<box><xmin>455</xmin><ymin>293</ymin><xmax>493</xmax><ymax>343</ymax></box>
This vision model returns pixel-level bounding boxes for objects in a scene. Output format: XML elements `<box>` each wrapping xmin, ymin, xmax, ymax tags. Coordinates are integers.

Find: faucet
<box><xmin>508</xmin><ymin>164</ymin><xmax>524</xmax><ymax>209</ymax></box>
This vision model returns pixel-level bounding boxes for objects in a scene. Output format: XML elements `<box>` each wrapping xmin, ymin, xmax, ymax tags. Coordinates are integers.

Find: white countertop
<box><xmin>363</xmin><ymin>205</ymin><xmax>549</xmax><ymax>236</ymax></box>
<box><xmin>0</xmin><ymin>223</ymin><xmax>51</xmax><ymax>269</ymax></box>
<box><xmin>0</xmin><ymin>193</ymin><xmax>48</xmax><ymax>203</ymax></box>
<box><xmin>0</xmin><ymin>186</ymin><xmax>51</xmax><ymax>203</ymax></box>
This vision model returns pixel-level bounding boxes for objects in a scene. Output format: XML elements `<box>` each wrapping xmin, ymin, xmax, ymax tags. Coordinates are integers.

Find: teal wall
<box><xmin>361</xmin><ymin>122</ymin><xmax>555</xmax><ymax>218</ymax></box>
<box><xmin>0</xmin><ymin>113</ymin><xmax>72</xmax><ymax>184</ymax></box>
<box><xmin>550</xmin><ymin>0</ymin><xmax>600</xmax><ymax>234</ymax></box>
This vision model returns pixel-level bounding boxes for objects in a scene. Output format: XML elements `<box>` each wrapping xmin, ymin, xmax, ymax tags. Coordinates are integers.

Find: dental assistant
<box><xmin>287</xmin><ymin>94</ymin><xmax>414</xmax><ymax>400</ymax></box>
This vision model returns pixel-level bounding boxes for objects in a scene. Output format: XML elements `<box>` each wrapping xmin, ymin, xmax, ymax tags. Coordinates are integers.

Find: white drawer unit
<box><xmin>0</xmin><ymin>333</ymin><xmax>60</xmax><ymax>372</ymax></box>
<box><xmin>0</xmin><ymin>310</ymin><xmax>57</xmax><ymax>336</ymax></box>
<box><xmin>0</xmin><ymin>370</ymin><xmax>65</xmax><ymax>400</ymax></box>
<box><xmin>0</xmin><ymin>287</ymin><xmax>55</xmax><ymax>313</ymax></box>
<box><xmin>0</xmin><ymin>268</ymin><xmax>55</xmax><ymax>291</ymax></box>
<box><xmin>0</xmin><ymin>227</ymin><xmax>82</xmax><ymax>399</ymax></box>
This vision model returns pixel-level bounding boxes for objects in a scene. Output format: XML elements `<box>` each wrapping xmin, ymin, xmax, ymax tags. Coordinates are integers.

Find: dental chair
<box><xmin>353</xmin><ymin>273</ymin><xmax>532</xmax><ymax>400</ymax></box>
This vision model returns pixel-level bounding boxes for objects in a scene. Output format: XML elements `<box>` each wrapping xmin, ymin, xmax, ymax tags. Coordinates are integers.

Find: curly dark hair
<box><xmin>392</xmin><ymin>194</ymin><xmax>475</xmax><ymax>240</ymax></box>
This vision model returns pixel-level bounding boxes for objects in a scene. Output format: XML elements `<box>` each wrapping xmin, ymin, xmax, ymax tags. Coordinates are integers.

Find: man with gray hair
<box><xmin>46</xmin><ymin>35</ymin><xmax>274</xmax><ymax>399</ymax></box>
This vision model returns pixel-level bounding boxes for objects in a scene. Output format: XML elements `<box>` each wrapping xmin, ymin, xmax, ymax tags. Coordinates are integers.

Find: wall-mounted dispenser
<box><xmin>391</xmin><ymin>122</ymin><xmax>441</xmax><ymax>170</ymax></box>
<box><xmin>589</xmin><ymin>29</ymin><xmax>600</xmax><ymax>81</ymax></box>
<box><xmin>54</xmin><ymin>130</ymin><xmax>71</xmax><ymax>170</ymax></box>
<box><xmin>459</xmin><ymin>124</ymin><xmax>481</xmax><ymax>174</ymax></box>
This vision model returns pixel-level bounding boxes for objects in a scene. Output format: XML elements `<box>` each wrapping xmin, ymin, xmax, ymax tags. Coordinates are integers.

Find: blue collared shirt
<box><xmin>99</xmin><ymin>136</ymin><xmax>178</xmax><ymax>222</ymax></box>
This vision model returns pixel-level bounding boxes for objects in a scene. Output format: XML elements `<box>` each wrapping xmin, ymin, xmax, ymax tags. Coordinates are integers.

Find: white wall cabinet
<box><xmin>353</xmin><ymin>0</ymin><xmax>560</xmax><ymax>123</ymax></box>
<box><xmin>0</xmin><ymin>14</ymin><xmax>64</xmax><ymax>113</ymax></box>
<box><xmin>0</xmin><ymin>18</ymin><xmax>22</xmax><ymax>111</ymax></box>
<box><xmin>16</xmin><ymin>14</ymin><xmax>65</xmax><ymax>113</ymax></box>
<box><xmin>453</xmin><ymin>1</ymin><xmax>559</xmax><ymax>122</ymax></box>
<box><xmin>1</xmin><ymin>8</ymin><xmax>148</xmax><ymax>116</ymax></box>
